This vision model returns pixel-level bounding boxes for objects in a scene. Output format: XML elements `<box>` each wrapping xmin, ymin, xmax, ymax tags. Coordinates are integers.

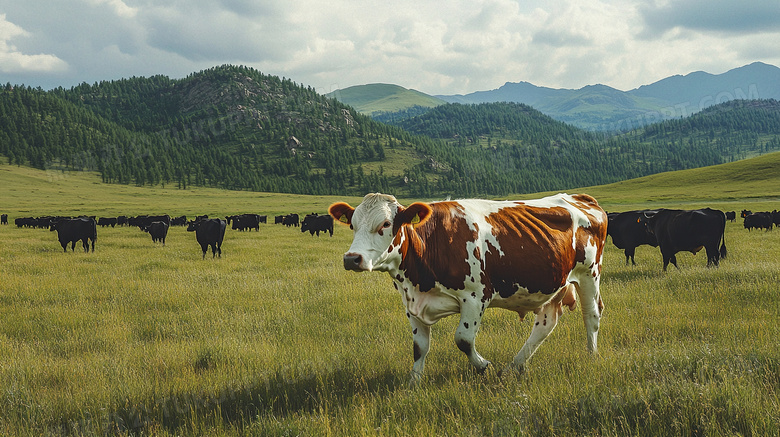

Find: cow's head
<box><xmin>330</xmin><ymin>193</ymin><xmax>432</xmax><ymax>272</ymax></box>
<box><xmin>186</xmin><ymin>220</ymin><xmax>200</xmax><ymax>232</ymax></box>
<box><xmin>638</xmin><ymin>210</ymin><xmax>661</xmax><ymax>235</ymax></box>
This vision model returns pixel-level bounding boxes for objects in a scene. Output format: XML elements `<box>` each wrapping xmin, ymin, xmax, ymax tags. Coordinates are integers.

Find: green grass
<box><xmin>1</xmin><ymin>160</ymin><xmax>779</xmax><ymax>436</ymax></box>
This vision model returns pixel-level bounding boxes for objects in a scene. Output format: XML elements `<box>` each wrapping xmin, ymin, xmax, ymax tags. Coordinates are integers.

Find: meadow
<box><xmin>0</xmin><ymin>159</ymin><xmax>779</xmax><ymax>436</ymax></box>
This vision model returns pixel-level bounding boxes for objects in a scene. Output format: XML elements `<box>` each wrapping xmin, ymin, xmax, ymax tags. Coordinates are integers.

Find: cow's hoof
<box><xmin>498</xmin><ymin>364</ymin><xmax>525</xmax><ymax>379</ymax></box>
<box><xmin>475</xmin><ymin>361</ymin><xmax>492</xmax><ymax>376</ymax></box>
<box><xmin>408</xmin><ymin>371</ymin><xmax>424</xmax><ymax>389</ymax></box>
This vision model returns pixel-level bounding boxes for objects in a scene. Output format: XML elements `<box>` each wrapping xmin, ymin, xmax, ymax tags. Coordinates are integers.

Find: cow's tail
<box><xmin>719</xmin><ymin>213</ymin><xmax>727</xmax><ymax>260</ymax></box>
<box><xmin>91</xmin><ymin>218</ymin><xmax>98</xmax><ymax>252</ymax></box>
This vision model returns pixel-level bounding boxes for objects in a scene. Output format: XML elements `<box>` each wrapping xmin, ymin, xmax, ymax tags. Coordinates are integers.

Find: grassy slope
<box><xmin>0</xmin><ymin>162</ymin><xmax>365</xmax><ymax>218</ymax></box>
<box><xmin>329</xmin><ymin>84</ymin><xmax>446</xmax><ymax>115</ymax></box>
<box><xmin>1</xmin><ymin>158</ymin><xmax>779</xmax><ymax>436</ymax></box>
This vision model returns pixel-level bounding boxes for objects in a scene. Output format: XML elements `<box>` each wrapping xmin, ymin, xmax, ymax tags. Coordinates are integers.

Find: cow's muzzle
<box><xmin>343</xmin><ymin>253</ymin><xmax>365</xmax><ymax>271</ymax></box>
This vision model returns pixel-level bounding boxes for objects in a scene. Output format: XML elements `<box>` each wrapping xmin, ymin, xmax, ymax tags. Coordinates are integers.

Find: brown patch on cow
<box><xmin>396</xmin><ymin>202</ymin><xmax>477</xmax><ymax>292</ymax></box>
<box><xmin>483</xmin><ymin>205</ymin><xmax>574</xmax><ymax>296</ymax></box>
<box><xmin>559</xmin><ymin>284</ymin><xmax>577</xmax><ymax>311</ymax></box>
<box><xmin>574</xmin><ymin>228</ymin><xmax>591</xmax><ymax>264</ymax></box>
<box><xmin>569</xmin><ymin>194</ymin><xmax>599</xmax><ymax>209</ymax></box>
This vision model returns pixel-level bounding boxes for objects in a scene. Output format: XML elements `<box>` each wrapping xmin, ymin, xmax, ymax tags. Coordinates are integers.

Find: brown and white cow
<box><xmin>329</xmin><ymin>193</ymin><xmax>607</xmax><ymax>384</ymax></box>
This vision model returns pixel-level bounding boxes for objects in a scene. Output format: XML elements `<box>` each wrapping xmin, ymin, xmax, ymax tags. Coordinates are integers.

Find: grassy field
<box><xmin>1</xmin><ymin>157</ymin><xmax>779</xmax><ymax>436</ymax></box>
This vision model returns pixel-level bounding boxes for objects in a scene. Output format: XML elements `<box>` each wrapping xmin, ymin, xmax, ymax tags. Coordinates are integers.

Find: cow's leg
<box><xmin>662</xmin><ymin>251</ymin><xmax>678</xmax><ymax>271</ymax></box>
<box><xmin>454</xmin><ymin>303</ymin><xmax>490</xmax><ymax>374</ymax></box>
<box><xmin>409</xmin><ymin>316</ymin><xmax>431</xmax><ymax>387</ymax></box>
<box><xmin>504</xmin><ymin>299</ymin><xmax>563</xmax><ymax>375</ymax></box>
<box><xmin>575</xmin><ymin>280</ymin><xmax>602</xmax><ymax>355</ymax></box>
<box><xmin>705</xmin><ymin>244</ymin><xmax>719</xmax><ymax>267</ymax></box>
<box><xmin>625</xmin><ymin>248</ymin><xmax>635</xmax><ymax>265</ymax></box>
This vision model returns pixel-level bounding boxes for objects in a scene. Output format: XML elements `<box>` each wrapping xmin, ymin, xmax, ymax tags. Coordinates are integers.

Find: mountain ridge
<box><xmin>332</xmin><ymin>62</ymin><xmax>780</xmax><ymax>130</ymax></box>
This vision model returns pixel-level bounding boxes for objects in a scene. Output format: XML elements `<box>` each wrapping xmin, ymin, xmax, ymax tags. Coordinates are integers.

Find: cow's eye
<box><xmin>382</xmin><ymin>221</ymin><xmax>391</xmax><ymax>228</ymax></box>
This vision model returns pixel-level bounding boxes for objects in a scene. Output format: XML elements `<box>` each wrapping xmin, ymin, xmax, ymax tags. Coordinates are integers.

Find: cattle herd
<box><xmin>3</xmin><ymin>211</ymin><xmax>334</xmax><ymax>257</ymax></box>
<box><xmin>1</xmin><ymin>204</ymin><xmax>777</xmax><ymax>265</ymax></box>
<box><xmin>607</xmin><ymin>207</ymin><xmax>780</xmax><ymax>270</ymax></box>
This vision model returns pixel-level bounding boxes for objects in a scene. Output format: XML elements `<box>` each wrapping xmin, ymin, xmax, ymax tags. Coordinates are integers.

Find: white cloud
<box><xmin>0</xmin><ymin>13</ymin><xmax>68</xmax><ymax>74</ymax></box>
<box><xmin>83</xmin><ymin>0</ymin><xmax>138</xmax><ymax>19</ymax></box>
<box><xmin>0</xmin><ymin>1</ymin><xmax>779</xmax><ymax>94</ymax></box>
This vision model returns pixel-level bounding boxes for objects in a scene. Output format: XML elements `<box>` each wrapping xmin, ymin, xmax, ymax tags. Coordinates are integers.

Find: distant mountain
<box><xmin>439</xmin><ymin>81</ymin><xmax>566</xmax><ymax>106</ymax></box>
<box><xmin>332</xmin><ymin>62</ymin><xmax>780</xmax><ymax>131</ymax></box>
<box><xmin>628</xmin><ymin>62</ymin><xmax>780</xmax><ymax>112</ymax></box>
<box><xmin>326</xmin><ymin>83</ymin><xmax>446</xmax><ymax>116</ymax></box>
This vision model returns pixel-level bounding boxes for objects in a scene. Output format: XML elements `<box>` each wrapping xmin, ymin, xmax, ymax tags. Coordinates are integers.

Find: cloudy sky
<box><xmin>1</xmin><ymin>0</ymin><xmax>779</xmax><ymax>95</ymax></box>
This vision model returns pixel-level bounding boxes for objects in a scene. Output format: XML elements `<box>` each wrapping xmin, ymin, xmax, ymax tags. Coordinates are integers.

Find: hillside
<box><xmin>2</xmin><ymin>65</ymin><xmax>780</xmax><ymax>199</ymax></box>
<box><xmin>3</xmin><ymin>149</ymin><xmax>779</xmax><ymax>216</ymax></box>
<box><xmin>326</xmin><ymin>83</ymin><xmax>446</xmax><ymax>116</ymax></box>
<box><xmin>0</xmin><ymin>67</ymin><xmax>437</xmax><ymax>196</ymax></box>
<box><xmin>580</xmin><ymin>150</ymin><xmax>780</xmax><ymax>207</ymax></box>
<box><xmin>393</xmin><ymin>100</ymin><xmax>780</xmax><ymax>184</ymax></box>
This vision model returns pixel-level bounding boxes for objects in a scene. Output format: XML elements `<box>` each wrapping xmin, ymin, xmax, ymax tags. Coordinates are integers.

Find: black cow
<box><xmin>144</xmin><ymin>221</ymin><xmax>169</xmax><ymax>245</ymax></box>
<box><xmin>1</xmin><ymin>214</ymin><xmax>7</xmax><ymax>225</ymax></box>
<box><xmin>227</xmin><ymin>214</ymin><xmax>261</xmax><ymax>231</ymax></box>
<box><xmin>98</xmin><ymin>217</ymin><xmax>117</xmax><ymax>227</ymax></box>
<box><xmin>187</xmin><ymin>218</ymin><xmax>226</xmax><ymax>258</ymax></box>
<box><xmin>129</xmin><ymin>214</ymin><xmax>171</xmax><ymax>229</ymax></box>
<box><xmin>640</xmin><ymin>208</ymin><xmax>727</xmax><ymax>271</ymax></box>
<box><xmin>744</xmin><ymin>212</ymin><xmax>773</xmax><ymax>231</ymax></box>
<box><xmin>117</xmin><ymin>216</ymin><xmax>129</xmax><ymax>226</ymax></box>
<box><xmin>274</xmin><ymin>215</ymin><xmax>285</xmax><ymax>224</ymax></box>
<box><xmin>607</xmin><ymin>210</ymin><xmax>658</xmax><ymax>265</ymax></box>
<box><xmin>725</xmin><ymin>211</ymin><xmax>736</xmax><ymax>222</ymax></box>
<box><xmin>301</xmin><ymin>214</ymin><xmax>334</xmax><ymax>237</ymax></box>
<box><xmin>17</xmin><ymin>216</ymin><xmax>57</xmax><ymax>228</ymax></box>
<box><xmin>772</xmin><ymin>210</ymin><xmax>780</xmax><ymax>228</ymax></box>
<box><xmin>50</xmin><ymin>217</ymin><xmax>97</xmax><ymax>252</ymax></box>
<box><xmin>741</xmin><ymin>210</ymin><xmax>752</xmax><ymax>218</ymax></box>
<box><xmin>258</xmin><ymin>215</ymin><xmax>267</xmax><ymax>224</ymax></box>
<box><xmin>171</xmin><ymin>215</ymin><xmax>188</xmax><ymax>226</ymax></box>
<box><xmin>282</xmin><ymin>213</ymin><xmax>299</xmax><ymax>227</ymax></box>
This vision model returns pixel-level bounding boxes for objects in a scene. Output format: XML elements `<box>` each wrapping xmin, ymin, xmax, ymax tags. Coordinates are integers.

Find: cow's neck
<box><xmin>388</xmin><ymin>224</ymin><xmax>448</xmax><ymax>293</ymax></box>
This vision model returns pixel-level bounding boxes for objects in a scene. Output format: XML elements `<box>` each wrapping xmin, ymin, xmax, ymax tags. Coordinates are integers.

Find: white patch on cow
<box><xmin>346</xmin><ymin>193</ymin><xmax>401</xmax><ymax>272</ymax></box>
<box><xmin>399</xmin><ymin>276</ymin><xmax>461</xmax><ymax>325</ymax></box>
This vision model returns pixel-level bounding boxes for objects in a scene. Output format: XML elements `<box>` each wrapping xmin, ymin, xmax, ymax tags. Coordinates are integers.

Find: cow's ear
<box><xmin>396</xmin><ymin>202</ymin><xmax>433</xmax><ymax>229</ymax></box>
<box><xmin>329</xmin><ymin>202</ymin><xmax>355</xmax><ymax>226</ymax></box>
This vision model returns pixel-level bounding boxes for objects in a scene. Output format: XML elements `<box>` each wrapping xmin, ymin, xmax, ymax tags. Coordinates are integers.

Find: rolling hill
<box><xmin>326</xmin><ymin>83</ymin><xmax>446</xmax><ymax>116</ymax></box>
